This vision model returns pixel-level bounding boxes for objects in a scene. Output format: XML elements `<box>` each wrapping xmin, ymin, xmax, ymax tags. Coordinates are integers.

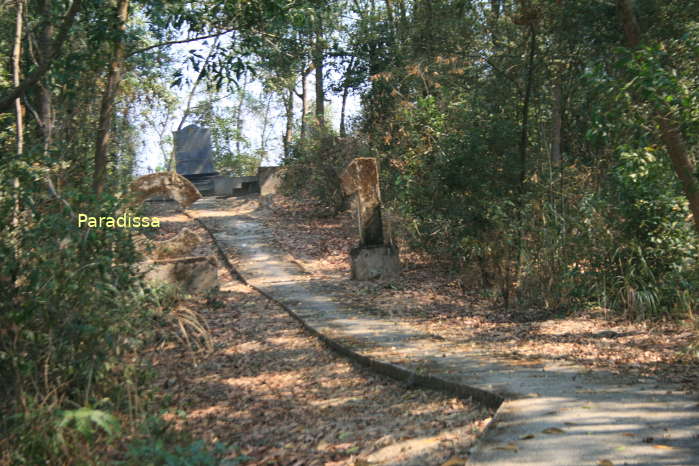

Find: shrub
<box><xmin>281</xmin><ymin>128</ymin><xmax>369</xmax><ymax>213</ymax></box>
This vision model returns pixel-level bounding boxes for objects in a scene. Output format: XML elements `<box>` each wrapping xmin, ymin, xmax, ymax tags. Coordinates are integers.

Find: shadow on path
<box><xmin>188</xmin><ymin>196</ymin><xmax>699</xmax><ymax>466</ymax></box>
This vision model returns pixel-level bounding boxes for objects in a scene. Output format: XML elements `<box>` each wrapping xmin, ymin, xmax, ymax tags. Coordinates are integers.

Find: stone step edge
<box><xmin>186</xmin><ymin>208</ymin><xmax>507</xmax><ymax>454</ymax></box>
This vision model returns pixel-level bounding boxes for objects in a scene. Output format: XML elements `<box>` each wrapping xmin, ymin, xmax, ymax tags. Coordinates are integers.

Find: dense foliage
<box><xmin>1</xmin><ymin>0</ymin><xmax>697</xmax><ymax>462</ymax></box>
<box><xmin>0</xmin><ymin>0</ymin><xmax>304</xmax><ymax>462</ymax></box>
<box><xmin>283</xmin><ymin>0</ymin><xmax>699</xmax><ymax>318</ymax></box>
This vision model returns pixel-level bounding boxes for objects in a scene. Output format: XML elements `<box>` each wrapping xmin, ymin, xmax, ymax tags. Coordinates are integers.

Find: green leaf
<box><xmin>57</xmin><ymin>407</ymin><xmax>121</xmax><ymax>440</ymax></box>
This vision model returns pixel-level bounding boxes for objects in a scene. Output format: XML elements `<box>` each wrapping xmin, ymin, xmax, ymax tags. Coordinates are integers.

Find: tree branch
<box><xmin>126</xmin><ymin>27</ymin><xmax>237</xmax><ymax>58</ymax></box>
<box><xmin>0</xmin><ymin>0</ymin><xmax>82</xmax><ymax>113</ymax></box>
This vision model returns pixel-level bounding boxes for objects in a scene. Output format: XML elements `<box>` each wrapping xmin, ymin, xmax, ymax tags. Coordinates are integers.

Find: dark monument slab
<box><xmin>174</xmin><ymin>124</ymin><xmax>217</xmax><ymax>175</ymax></box>
<box><xmin>173</xmin><ymin>124</ymin><xmax>218</xmax><ymax>195</ymax></box>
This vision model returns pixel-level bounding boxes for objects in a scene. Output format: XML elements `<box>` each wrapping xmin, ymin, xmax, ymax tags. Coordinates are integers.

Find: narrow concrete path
<box><xmin>188</xmin><ymin>197</ymin><xmax>699</xmax><ymax>466</ymax></box>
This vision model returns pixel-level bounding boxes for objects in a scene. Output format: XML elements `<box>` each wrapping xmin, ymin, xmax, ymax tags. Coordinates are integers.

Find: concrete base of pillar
<box><xmin>349</xmin><ymin>244</ymin><xmax>400</xmax><ymax>281</ymax></box>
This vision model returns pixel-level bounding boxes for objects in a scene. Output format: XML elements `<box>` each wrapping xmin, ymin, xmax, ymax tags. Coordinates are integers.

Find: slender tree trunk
<box><xmin>283</xmin><ymin>83</ymin><xmax>294</xmax><ymax>158</ymax></box>
<box><xmin>259</xmin><ymin>93</ymin><xmax>273</xmax><ymax>155</ymax></box>
<box><xmin>235</xmin><ymin>75</ymin><xmax>247</xmax><ymax>157</ymax></box>
<box><xmin>385</xmin><ymin>0</ymin><xmax>395</xmax><ymax>38</ymax></box>
<box><xmin>550</xmin><ymin>77</ymin><xmax>562</xmax><ymax>167</ymax></box>
<box><xmin>340</xmin><ymin>57</ymin><xmax>355</xmax><ymax>138</ymax></box>
<box><xmin>301</xmin><ymin>69</ymin><xmax>308</xmax><ymax>139</ymax></box>
<box><xmin>93</xmin><ymin>0</ymin><xmax>129</xmax><ymax>194</ymax></box>
<box><xmin>392</xmin><ymin>0</ymin><xmax>408</xmax><ymax>47</ymax></box>
<box><xmin>12</xmin><ymin>0</ymin><xmax>23</xmax><ymax>233</ymax></box>
<box><xmin>0</xmin><ymin>0</ymin><xmax>82</xmax><ymax>113</ymax></box>
<box><xmin>518</xmin><ymin>25</ymin><xmax>537</xmax><ymax>187</ymax></box>
<box><xmin>510</xmin><ymin>22</ymin><xmax>538</xmax><ymax>309</ymax></box>
<box><xmin>617</xmin><ymin>0</ymin><xmax>641</xmax><ymax>46</ymax></box>
<box><xmin>37</xmin><ymin>0</ymin><xmax>53</xmax><ymax>153</ymax></box>
<box><xmin>340</xmin><ymin>86</ymin><xmax>349</xmax><ymax>138</ymax></box>
<box><xmin>169</xmin><ymin>40</ymin><xmax>220</xmax><ymax>170</ymax></box>
<box><xmin>658</xmin><ymin>116</ymin><xmax>699</xmax><ymax>235</ymax></box>
<box><xmin>491</xmin><ymin>0</ymin><xmax>501</xmax><ymax>18</ymax></box>
<box><xmin>313</xmin><ymin>11</ymin><xmax>325</xmax><ymax>127</ymax></box>
<box><xmin>616</xmin><ymin>0</ymin><xmax>699</xmax><ymax>235</ymax></box>
<box><xmin>12</xmin><ymin>0</ymin><xmax>23</xmax><ymax>155</ymax></box>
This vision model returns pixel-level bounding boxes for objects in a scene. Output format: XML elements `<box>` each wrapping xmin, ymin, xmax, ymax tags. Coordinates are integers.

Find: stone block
<box><xmin>350</xmin><ymin>244</ymin><xmax>400</xmax><ymax>281</ymax></box>
<box><xmin>257</xmin><ymin>166</ymin><xmax>283</xmax><ymax>196</ymax></box>
<box><xmin>140</xmin><ymin>255</ymin><xmax>218</xmax><ymax>293</ymax></box>
<box><xmin>213</xmin><ymin>175</ymin><xmax>235</xmax><ymax>196</ymax></box>
<box><xmin>231</xmin><ymin>176</ymin><xmax>260</xmax><ymax>195</ymax></box>
<box><xmin>340</xmin><ymin>158</ymin><xmax>384</xmax><ymax>246</ymax></box>
<box><xmin>128</xmin><ymin>171</ymin><xmax>201</xmax><ymax>208</ymax></box>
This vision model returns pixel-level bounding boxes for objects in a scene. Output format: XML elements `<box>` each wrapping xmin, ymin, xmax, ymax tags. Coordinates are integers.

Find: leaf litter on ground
<box><xmin>259</xmin><ymin>195</ymin><xmax>699</xmax><ymax>394</ymax></box>
<box><xmin>141</xmin><ymin>200</ymin><xmax>491</xmax><ymax>465</ymax></box>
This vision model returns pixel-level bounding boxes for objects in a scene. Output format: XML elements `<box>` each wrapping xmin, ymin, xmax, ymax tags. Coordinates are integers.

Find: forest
<box><xmin>1</xmin><ymin>0</ymin><xmax>698</xmax><ymax>464</ymax></box>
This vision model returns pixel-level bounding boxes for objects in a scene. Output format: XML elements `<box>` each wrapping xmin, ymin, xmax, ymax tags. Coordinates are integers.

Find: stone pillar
<box><xmin>340</xmin><ymin>158</ymin><xmax>400</xmax><ymax>280</ymax></box>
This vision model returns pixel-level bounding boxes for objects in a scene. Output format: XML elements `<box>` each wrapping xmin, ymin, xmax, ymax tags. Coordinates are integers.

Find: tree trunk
<box><xmin>491</xmin><ymin>0</ymin><xmax>501</xmax><ymax>18</ymax></box>
<box><xmin>12</xmin><ymin>0</ymin><xmax>23</xmax><ymax>155</ymax></box>
<box><xmin>93</xmin><ymin>0</ymin><xmax>129</xmax><ymax>195</ymax></box>
<box><xmin>550</xmin><ymin>76</ymin><xmax>562</xmax><ymax>168</ymax></box>
<box><xmin>0</xmin><ymin>0</ymin><xmax>82</xmax><ymax>113</ymax></box>
<box><xmin>313</xmin><ymin>11</ymin><xmax>325</xmax><ymax>127</ymax></box>
<box><xmin>301</xmin><ymin>69</ymin><xmax>308</xmax><ymax>139</ymax></box>
<box><xmin>385</xmin><ymin>0</ymin><xmax>395</xmax><ymax>37</ymax></box>
<box><xmin>235</xmin><ymin>74</ymin><xmax>248</xmax><ymax>158</ymax></box>
<box><xmin>12</xmin><ymin>0</ymin><xmax>23</xmax><ymax>233</ymax></box>
<box><xmin>617</xmin><ymin>0</ymin><xmax>641</xmax><ymax>47</ymax></box>
<box><xmin>37</xmin><ymin>0</ymin><xmax>53</xmax><ymax>152</ymax></box>
<box><xmin>616</xmin><ymin>0</ymin><xmax>699</xmax><ymax>235</ymax></box>
<box><xmin>340</xmin><ymin>86</ymin><xmax>349</xmax><ymax>138</ymax></box>
<box><xmin>658</xmin><ymin>116</ymin><xmax>699</xmax><ymax>234</ymax></box>
<box><xmin>340</xmin><ymin>57</ymin><xmax>355</xmax><ymax>138</ymax></box>
<box><xmin>518</xmin><ymin>25</ymin><xmax>537</xmax><ymax>187</ymax></box>
<box><xmin>169</xmin><ymin>40</ymin><xmax>220</xmax><ymax>170</ymax></box>
<box><xmin>283</xmin><ymin>83</ymin><xmax>294</xmax><ymax>158</ymax></box>
<box><xmin>259</xmin><ymin>93</ymin><xmax>273</xmax><ymax>155</ymax></box>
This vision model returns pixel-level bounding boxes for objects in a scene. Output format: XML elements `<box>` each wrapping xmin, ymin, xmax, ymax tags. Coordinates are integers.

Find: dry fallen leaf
<box><xmin>598</xmin><ymin>460</ymin><xmax>614</xmax><ymax>466</ymax></box>
<box><xmin>520</xmin><ymin>434</ymin><xmax>535</xmax><ymax>440</ymax></box>
<box><xmin>441</xmin><ymin>457</ymin><xmax>467</xmax><ymax>466</ymax></box>
<box><xmin>495</xmin><ymin>442</ymin><xmax>518</xmax><ymax>452</ymax></box>
<box><xmin>353</xmin><ymin>460</ymin><xmax>373</xmax><ymax>466</ymax></box>
<box><xmin>652</xmin><ymin>444</ymin><xmax>675</xmax><ymax>450</ymax></box>
<box><xmin>542</xmin><ymin>427</ymin><xmax>565</xmax><ymax>434</ymax></box>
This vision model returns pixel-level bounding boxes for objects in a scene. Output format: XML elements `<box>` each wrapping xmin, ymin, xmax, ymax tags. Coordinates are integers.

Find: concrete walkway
<box><xmin>188</xmin><ymin>197</ymin><xmax>699</xmax><ymax>466</ymax></box>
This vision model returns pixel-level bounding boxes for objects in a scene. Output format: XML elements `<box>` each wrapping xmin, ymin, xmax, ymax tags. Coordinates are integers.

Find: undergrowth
<box><xmin>0</xmin><ymin>162</ymin><xmax>239</xmax><ymax>464</ymax></box>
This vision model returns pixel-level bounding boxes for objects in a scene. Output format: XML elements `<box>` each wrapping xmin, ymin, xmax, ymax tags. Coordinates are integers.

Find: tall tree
<box><xmin>616</xmin><ymin>0</ymin><xmax>699</xmax><ymax>236</ymax></box>
<box><xmin>93</xmin><ymin>0</ymin><xmax>129</xmax><ymax>194</ymax></box>
<box><xmin>313</xmin><ymin>4</ymin><xmax>325</xmax><ymax>127</ymax></box>
<box><xmin>12</xmin><ymin>0</ymin><xmax>23</xmax><ymax>155</ymax></box>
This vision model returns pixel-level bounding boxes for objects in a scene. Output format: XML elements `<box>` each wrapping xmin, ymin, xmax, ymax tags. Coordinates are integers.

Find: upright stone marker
<box><xmin>173</xmin><ymin>124</ymin><xmax>218</xmax><ymax>195</ymax></box>
<box><xmin>173</xmin><ymin>124</ymin><xmax>217</xmax><ymax>175</ymax></box>
<box><xmin>340</xmin><ymin>157</ymin><xmax>400</xmax><ymax>280</ymax></box>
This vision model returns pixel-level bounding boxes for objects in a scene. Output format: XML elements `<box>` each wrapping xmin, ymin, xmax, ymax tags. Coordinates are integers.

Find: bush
<box><xmin>0</xmin><ymin>161</ymin><xmax>221</xmax><ymax>463</ymax></box>
<box><xmin>281</xmin><ymin>128</ymin><xmax>369</xmax><ymax>213</ymax></box>
<box><xmin>362</xmin><ymin>89</ymin><xmax>697</xmax><ymax>318</ymax></box>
